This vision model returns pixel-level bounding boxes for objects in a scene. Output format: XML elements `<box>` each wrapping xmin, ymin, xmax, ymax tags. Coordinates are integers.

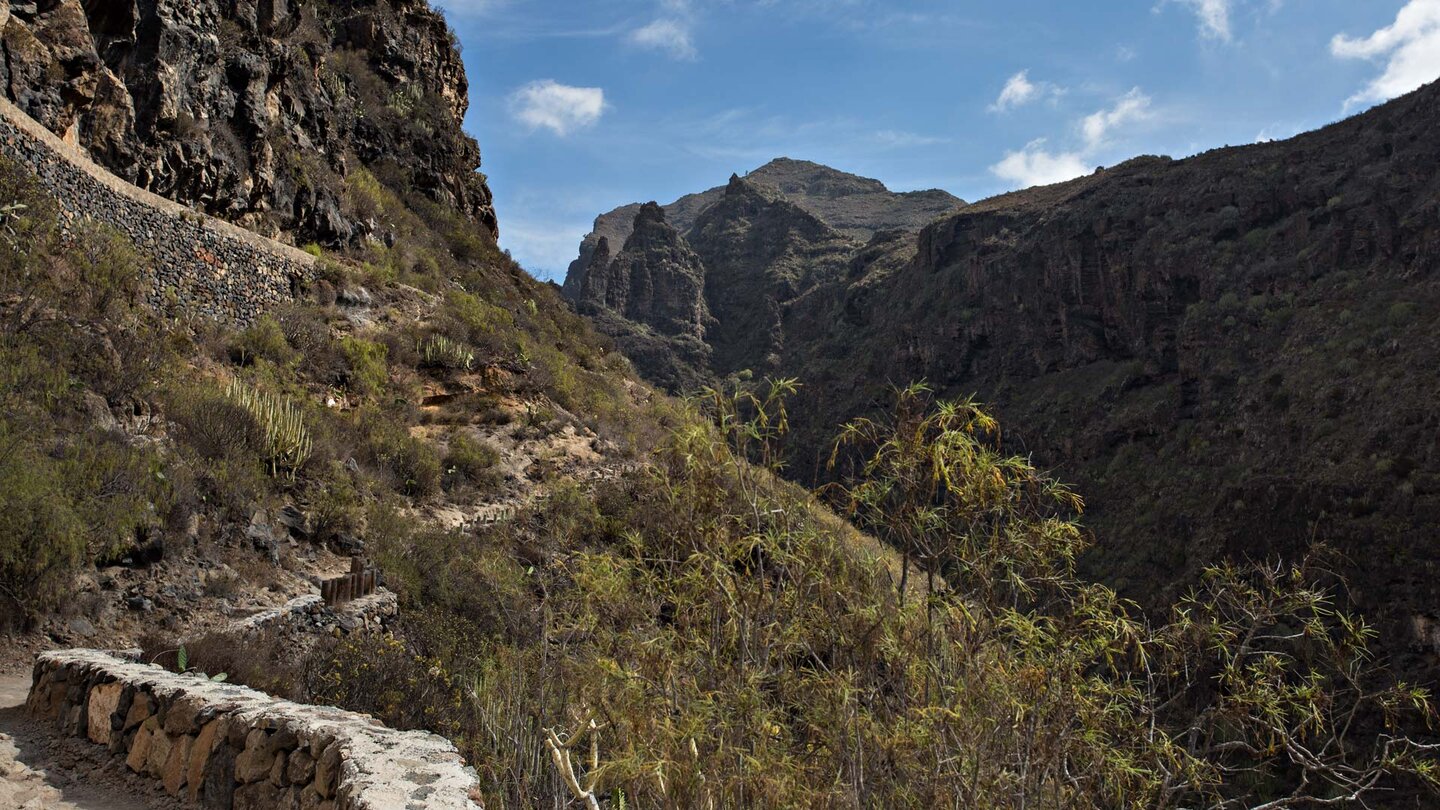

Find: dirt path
<box><xmin>0</xmin><ymin>669</ymin><xmax>169</xmax><ymax>810</ymax></box>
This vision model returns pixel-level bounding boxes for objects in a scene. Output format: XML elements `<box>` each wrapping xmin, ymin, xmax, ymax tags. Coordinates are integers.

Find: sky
<box><xmin>430</xmin><ymin>0</ymin><xmax>1440</xmax><ymax>281</ymax></box>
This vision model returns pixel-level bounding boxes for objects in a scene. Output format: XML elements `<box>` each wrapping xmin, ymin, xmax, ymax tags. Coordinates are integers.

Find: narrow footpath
<box><xmin>0</xmin><ymin>669</ymin><xmax>167</xmax><ymax>810</ymax></box>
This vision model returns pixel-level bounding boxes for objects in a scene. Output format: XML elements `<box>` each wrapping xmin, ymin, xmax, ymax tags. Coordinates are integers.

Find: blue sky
<box><xmin>431</xmin><ymin>0</ymin><xmax>1440</xmax><ymax>280</ymax></box>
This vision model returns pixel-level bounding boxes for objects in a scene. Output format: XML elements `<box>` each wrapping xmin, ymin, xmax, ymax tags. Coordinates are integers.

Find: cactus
<box><xmin>419</xmin><ymin>335</ymin><xmax>474</xmax><ymax>371</ymax></box>
<box><xmin>226</xmin><ymin>379</ymin><xmax>313</xmax><ymax>477</ymax></box>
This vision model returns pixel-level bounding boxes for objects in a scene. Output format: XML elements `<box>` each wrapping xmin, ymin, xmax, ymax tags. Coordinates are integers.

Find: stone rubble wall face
<box><xmin>28</xmin><ymin>650</ymin><xmax>480</xmax><ymax>810</ymax></box>
<box><xmin>0</xmin><ymin>95</ymin><xmax>314</xmax><ymax>325</ymax></box>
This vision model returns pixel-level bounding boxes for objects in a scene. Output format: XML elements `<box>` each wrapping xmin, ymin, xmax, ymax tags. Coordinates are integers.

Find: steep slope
<box><xmin>0</xmin><ymin>0</ymin><xmax>495</xmax><ymax>245</ymax></box>
<box><xmin>779</xmin><ymin>81</ymin><xmax>1440</xmax><ymax>674</ymax></box>
<box><xmin>689</xmin><ymin>174</ymin><xmax>858</xmax><ymax>375</ymax></box>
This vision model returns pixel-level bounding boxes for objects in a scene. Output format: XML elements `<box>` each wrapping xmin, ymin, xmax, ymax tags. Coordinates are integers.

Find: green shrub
<box><xmin>231</xmin><ymin>316</ymin><xmax>299</xmax><ymax>367</ymax></box>
<box><xmin>306</xmin><ymin>462</ymin><xmax>366</xmax><ymax>546</ymax></box>
<box><xmin>340</xmin><ymin>336</ymin><xmax>388</xmax><ymax>398</ymax></box>
<box><xmin>0</xmin><ymin>439</ymin><xmax>86</xmax><ymax>627</ymax></box>
<box><xmin>363</xmin><ymin>416</ymin><xmax>441</xmax><ymax>497</ymax></box>
<box><xmin>443</xmin><ymin>433</ymin><xmax>502</xmax><ymax>490</ymax></box>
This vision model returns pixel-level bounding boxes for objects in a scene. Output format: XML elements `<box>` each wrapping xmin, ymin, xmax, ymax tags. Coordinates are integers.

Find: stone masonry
<box><xmin>28</xmin><ymin>650</ymin><xmax>481</xmax><ymax>809</ymax></box>
<box><xmin>0</xmin><ymin>94</ymin><xmax>314</xmax><ymax>325</ymax></box>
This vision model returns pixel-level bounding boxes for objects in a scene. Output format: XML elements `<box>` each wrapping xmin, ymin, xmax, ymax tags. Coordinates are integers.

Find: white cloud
<box><xmin>990</xmin><ymin>89</ymin><xmax>1153</xmax><ymax>189</ymax></box>
<box><xmin>1173</xmin><ymin>0</ymin><xmax>1234</xmax><ymax>41</ymax></box>
<box><xmin>992</xmin><ymin>71</ymin><xmax>1039</xmax><ymax>111</ymax></box>
<box><xmin>630</xmin><ymin>18</ymin><xmax>698</xmax><ymax>60</ymax></box>
<box><xmin>991</xmin><ymin>140</ymin><xmax>1090</xmax><ymax>187</ymax></box>
<box><xmin>1081</xmin><ymin>88</ymin><xmax>1152</xmax><ymax>149</ymax></box>
<box><xmin>990</xmin><ymin>70</ymin><xmax>1065</xmax><ymax>113</ymax></box>
<box><xmin>509</xmin><ymin>80</ymin><xmax>606</xmax><ymax>136</ymax></box>
<box><xmin>1331</xmin><ymin>0</ymin><xmax>1440</xmax><ymax>108</ymax></box>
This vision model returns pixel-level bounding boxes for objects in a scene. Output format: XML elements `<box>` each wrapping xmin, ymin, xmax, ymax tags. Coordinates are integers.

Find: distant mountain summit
<box><xmin>562</xmin><ymin>159</ymin><xmax>963</xmax><ymax>387</ymax></box>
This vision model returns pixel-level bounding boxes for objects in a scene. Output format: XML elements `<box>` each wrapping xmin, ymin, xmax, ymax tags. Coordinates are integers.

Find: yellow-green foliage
<box><xmin>339</xmin><ymin>336</ymin><xmax>388</xmax><ymax>397</ymax></box>
<box><xmin>444</xmin><ymin>287</ymin><xmax>508</xmax><ymax>328</ymax></box>
<box><xmin>0</xmin><ymin>159</ymin><xmax>176</xmax><ymax>626</ymax></box>
<box><xmin>232</xmin><ymin>315</ymin><xmax>299</xmax><ymax>367</ymax></box>
<box><xmin>305</xmin><ymin>381</ymin><xmax>1438</xmax><ymax>810</ymax></box>
<box><xmin>362</xmin><ymin>415</ymin><xmax>441</xmax><ymax>497</ymax></box>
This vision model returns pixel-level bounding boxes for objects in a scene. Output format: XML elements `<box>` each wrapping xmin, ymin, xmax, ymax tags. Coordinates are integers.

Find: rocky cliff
<box><xmin>0</xmin><ymin>0</ymin><xmax>496</xmax><ymax>246</ymax></box>
<box><xmin>563</xmin><ymin>159</ymin><xmax>961</xmax><ymax>386</ymax></box>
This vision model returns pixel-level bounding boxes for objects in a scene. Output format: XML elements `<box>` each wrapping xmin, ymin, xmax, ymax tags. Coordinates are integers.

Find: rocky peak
<box><xmin>577</xmin><ymin>202</ymin><xmax>712</xmax><ymax>341</ymax></box>
<box><xmin>563</xmin><ymin>158</ymin><xmax>963</xmax><ymax>298</ymax></box>
<box><xmin>0</xmin><ymin>0</ymin><xmax>496</xmax><ymax>246</ymax></box>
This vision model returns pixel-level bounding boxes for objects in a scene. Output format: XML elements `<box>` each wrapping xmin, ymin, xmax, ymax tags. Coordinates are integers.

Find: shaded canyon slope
<box><xmin>568</xmin><ymin>81</ymin><xmax>1440</xmax><ymax>680</ymax></box>
<box><xmin>563</xmin><ymin>158</ymin><xmax>963</xmax><ymax>389</ymax></box>
<box><xmin>781</xmin><ymin>80</ymin><xmax>1440</xmax><ymax>677</ymax></box>
<box><xmin>0</xmin><ymin>0</ymin><xmax>496</xmax><ymax>246</ymax></box>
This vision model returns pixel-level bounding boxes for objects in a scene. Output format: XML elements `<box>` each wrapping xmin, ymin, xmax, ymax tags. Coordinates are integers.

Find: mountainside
<box><xmin>776</xmin><ymin>81</ymin><xmax>1440</xmax><ymax>672</ymax></box>
<box><xmin>564</xmin><ymin>80</ymin><xmax>1440</xmax><ymax>681</ymax></box>
<box><xmin>5</xmin><ymin>2</ymin><xmax>1440</xmax><ymax>806</ymax></box>
<box><xmin>563</xmin><ymin>159</ymin><xmax>960</xmax><ymax>387</ymax></box>
<box><xmin>0</xmin><ymin>0</ymin><xmax>495</xmax><ymax>245</ymax></box>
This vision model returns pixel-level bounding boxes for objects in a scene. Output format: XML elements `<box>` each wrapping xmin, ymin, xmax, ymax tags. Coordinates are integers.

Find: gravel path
<box><xmin>0</xmin><ymin>670</ymin><xmax>169</xmax><ymax>810</ymax></box>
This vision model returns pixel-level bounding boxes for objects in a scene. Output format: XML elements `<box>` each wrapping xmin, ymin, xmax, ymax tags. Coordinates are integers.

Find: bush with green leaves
<box><xmin>340</xmin><ymin>336</ymin><xmax>389</xmax><ymax>398</ymax></box>
<box><xmin>443</xmin><ymin>432</ymin><xmax>502</xmax><ymax>490</ymax></box>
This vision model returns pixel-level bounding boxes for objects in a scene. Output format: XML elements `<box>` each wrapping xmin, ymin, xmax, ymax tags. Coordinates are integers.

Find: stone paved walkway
<box><xmin>0</xmin><ymin>670</ymin><xmax>166</xmax><ymax>810</ymax></box>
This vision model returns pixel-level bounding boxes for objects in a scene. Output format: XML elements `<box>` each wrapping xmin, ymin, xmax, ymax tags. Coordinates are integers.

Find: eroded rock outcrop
<box><xmin>0</xmin><ymin>0</ymin><xmax>496</xmax><ymax>246</ymax></box>
<box><xmin>564</xmin><ymin>160</ymin><xmax>951</xmax><ymax>386</ymax></box>
<box><xmin>577</xmin><ymin>202</ymin><xmax>713</xmax><ymax>341</ymax></box>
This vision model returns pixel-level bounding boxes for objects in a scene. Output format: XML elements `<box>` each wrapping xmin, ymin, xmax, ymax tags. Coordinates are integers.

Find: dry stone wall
<box><xmin>0</xmin><ymin>95</ymin><xmax>314</xmax><ymax>325</ymax></box>
<box><xmin>28</xmin><ymin>650</ymin><xmax>481</xmax><ymax>809</ymax></box>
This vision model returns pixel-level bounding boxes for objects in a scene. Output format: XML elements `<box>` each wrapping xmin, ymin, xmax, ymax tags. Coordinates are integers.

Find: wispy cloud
<box><xmin>501</xmin><ymin>217</ymin><xmax>594</xmax><ymax>280</ymax></box>
<box><xmin>628</xmin><ymin>0</ymin><xmax>700</xmax><ymax>60</ymax></box>
<box><xmin>509</xmin><ymin>80</ymin><xmax>607</xmax><ymax>136</ymax></box>
<box><xmin>1331</xmin><ymin>0</ymin><xmax>1440</xmax><ymax>109</ymax></box>
<box><xmin>630</xmin><ymin>17</ymin><xmax>698</xmax><ymax>60</ymax></box>
<box><xmin>990</xmin><ymin>70</ymin><xmax>1064</xmax><ymax>113</ymax></box>
<box><xmin>991</xmin><ymin>89</ymin><xmax>1154</xmax><ymax>188</ymax></box>
<box><xmin>1173</xmin><ymin>0</ymin><xmax>1234</xmax><ymax>41</ymax></box>
<box><xmin>870</xmin><ymin>130</ymin><xmax>952</xmax><ymax>148</ymax></box>
<box><xmin>1081</xmin><ymin>88</ymin><xmax>1152</xmax><ymax>148</ymax></box>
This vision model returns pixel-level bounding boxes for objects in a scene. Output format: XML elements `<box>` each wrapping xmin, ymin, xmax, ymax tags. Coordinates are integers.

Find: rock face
<box><xmin>0</xmin><ymin>0</ymin><xmax>496</xmax><ymax>246</ymax></box>
<box><xmin>577</xmin><ymin>202</ymin><xmax>713</xmax><ymax>340</ymax></box>
<box><xmin>563</xmin><ymin>159</ymin><xmax>961</xmax><ymax>385</ymax></box>
<box><xmin>0</xmin><ymin>92</ymin><xmax>313</xmax><ymax>324</ymax></box>
<box><xmin>688</xmin><ymin>175</ymin><xmax>857</xmax><ymax>375</ymax></box>
<box><xmin>769</xmin><ymin>80</ymin><xmax>1440</xmax><ymax>680</ymax></box>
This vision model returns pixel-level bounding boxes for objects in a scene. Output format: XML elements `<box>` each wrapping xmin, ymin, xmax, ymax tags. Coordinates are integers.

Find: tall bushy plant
<box><xmin>226</xmin><ymin>379</ymin><xmax>313</xmax><ymax>478</ymax></box>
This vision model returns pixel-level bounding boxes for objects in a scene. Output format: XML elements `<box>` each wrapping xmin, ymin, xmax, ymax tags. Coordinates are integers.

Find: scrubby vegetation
<box><xmin>189</xmin><ymin>380</ymin><xmax>1439</xmax><ymax>808</ymax></box>
<box><xmin>4</xmin><ymin>140</ymin><xmax>1436</xmax><ymax>807</ymax></box>
<box><xmin>0</xmin><ymin>152</ymin><xmax>641</xmax><ymax>629</ymax></box>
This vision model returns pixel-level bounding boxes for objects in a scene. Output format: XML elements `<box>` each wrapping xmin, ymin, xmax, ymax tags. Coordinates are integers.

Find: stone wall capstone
<box><xmin>0</xmin><ymin>94</ymin><xmax>314</xmax><ymax>325</ymax></box>
<box><xmin>28</xmin><ymin>649</ymin><xmax>482</xmax><ymax>809</ymax></box>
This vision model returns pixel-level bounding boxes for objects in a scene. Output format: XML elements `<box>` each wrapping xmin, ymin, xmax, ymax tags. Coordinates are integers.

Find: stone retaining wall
<box><xmin>0</xmin><ymin>95</ymin><xmax>315</xmax><ymax>324</ymax></box>
<box><xmin>27</xmin><ymin>650</ymin><xmax>481</xmax><ymax>809</ymax></box>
